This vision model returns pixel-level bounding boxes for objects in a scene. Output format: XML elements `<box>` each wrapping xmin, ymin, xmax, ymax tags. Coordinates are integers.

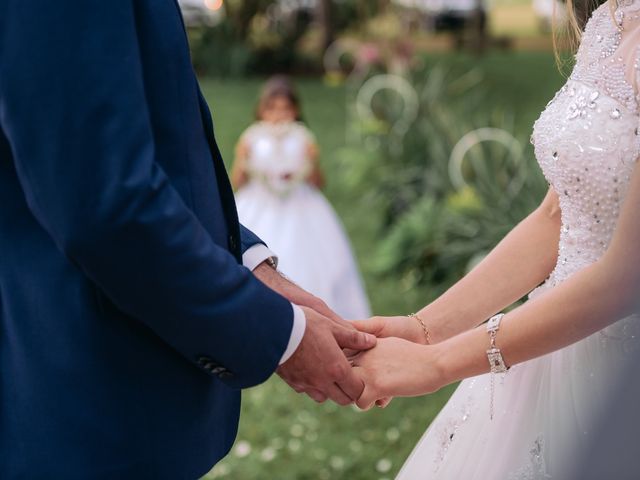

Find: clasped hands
<box><xmin>280</xmin><ymin>309</ymin><xmax>445</xmax><ymax>411</ymax></box>
<box><xmin>349</xmin><ymin>315</ymin><xmax>445</xmax><ymax>410</ymax></box>
<box><xmin>255</xmin><ymin>260</ymin><xmax>443</xmax><ymax>410</ymax></box>
<box><xmin>254</xmin><ymin>264</ymin><xmax>441</xmax><ymax>410</ymax></box>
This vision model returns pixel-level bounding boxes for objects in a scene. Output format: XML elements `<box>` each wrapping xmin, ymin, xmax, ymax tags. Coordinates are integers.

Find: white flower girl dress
<box><xmin>235</xmin><ymin>121</ymin><xmax>371</xmax><ymax>320</ymax></box>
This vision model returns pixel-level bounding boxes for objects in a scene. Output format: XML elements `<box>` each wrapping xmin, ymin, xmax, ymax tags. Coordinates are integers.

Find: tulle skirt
<box><xmin>397</xmin><ymin>285</ymin><xmax>639</xmax><ymax>479</ymax></box>
<box><xmin>235</xmin><ymin>181</ymin><xmax>371</xmax><ymax>320</ymax></box>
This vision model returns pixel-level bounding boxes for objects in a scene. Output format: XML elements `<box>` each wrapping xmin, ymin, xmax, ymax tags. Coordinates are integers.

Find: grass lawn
<box><xmin>199</xmin><ymin>50</ymin><xmax>565</xmax><ymax>479</ymax></box>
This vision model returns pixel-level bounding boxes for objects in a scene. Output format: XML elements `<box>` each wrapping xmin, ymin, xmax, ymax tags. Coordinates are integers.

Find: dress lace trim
<box><xmin>507</xmin><ymin>435</ymin><xmax>552</xmax><ymax>480</ymax></box>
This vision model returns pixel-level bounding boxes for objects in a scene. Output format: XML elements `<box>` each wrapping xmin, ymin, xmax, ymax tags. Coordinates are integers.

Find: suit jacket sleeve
<box><xmin>0</xmin><ymin>1</ymin><xmax>293</xmax><ymax>389</ymax></box>
<box><xmin>240</xmin><ymin>224</ymin><xmax>266</xmax><ymax>255</ymax></box>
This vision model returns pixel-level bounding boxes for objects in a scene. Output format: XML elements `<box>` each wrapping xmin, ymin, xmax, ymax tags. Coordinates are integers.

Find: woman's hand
<box><xmin>350</xmin><ymin>317</ymin><xmax>433</xmax><ymax>408</ymax></box>
<box><xmin>351</xmin><ymin>337</ymin><xmax>444</xmax><ymax>410</ymax></box>
<box><xmin>352</xmin><ymin>315</ymin><xmax>430</xmax><ymax>345</ymax></box>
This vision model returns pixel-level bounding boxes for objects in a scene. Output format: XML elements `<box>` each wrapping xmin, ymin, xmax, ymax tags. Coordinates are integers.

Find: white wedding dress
<box><xmin>235</xmin><ymin>121</ymin><xmax>371</xmax><ymax>320</ymax></box>
<box><xmin>398</xmin><ymin>3</ymin><xmax>640</xmax><ymax>479</ymax></box>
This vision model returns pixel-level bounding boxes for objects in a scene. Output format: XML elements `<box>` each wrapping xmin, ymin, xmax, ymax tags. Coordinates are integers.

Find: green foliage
<box><xmin>340</xmin><ymin>60</ymin><xmax>550</xmax><ymax>299</ymax></box>
<box><xmin>187</xmin><ymin>6</ymin><xmax>314</xmax><ymax>77</ymax></box>
<box><xmin>187</xmin><ymin>0</ymin><xmax>382</xmax><ymax>77</ymax></box>
<box><xmin>189</xmin><ymin>22</ymin><xmax>253</xmax><ymax>77</ymax></box>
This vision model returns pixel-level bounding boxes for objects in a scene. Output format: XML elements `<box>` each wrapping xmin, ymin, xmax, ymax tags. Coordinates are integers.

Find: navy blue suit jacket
<box><xmin>0</xmin><ymin>1</ymin><xmax>294</xmax><ymax>478</ymax></box>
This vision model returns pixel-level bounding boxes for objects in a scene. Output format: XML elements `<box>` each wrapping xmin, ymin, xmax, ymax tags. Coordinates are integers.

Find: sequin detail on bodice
<box><xmin>531</xmin><ymin>1</ymin><xmax>640</xmax><ymax>287</ymax></box>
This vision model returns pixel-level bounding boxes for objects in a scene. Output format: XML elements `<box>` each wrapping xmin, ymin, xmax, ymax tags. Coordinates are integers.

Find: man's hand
<box><xmin>253</xmin><ymin>260</ymin><xmax>375</xmax><ymax>403</ymax></box>
<box><xmin>253</xmin><ymin>261</ymin><xmax>346</xmax><ymax>326</ymax></box>
<box><xmin>277</xmin><ymin>306</ymin><xmax>377</xmax><ymax>405</ymax></box>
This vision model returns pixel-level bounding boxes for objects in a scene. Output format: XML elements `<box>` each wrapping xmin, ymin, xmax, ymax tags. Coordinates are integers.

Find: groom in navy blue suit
<box><xmin>0</xmin><ymin>1</ymin><xmax>375</xmax><ymax>478</ymax></box>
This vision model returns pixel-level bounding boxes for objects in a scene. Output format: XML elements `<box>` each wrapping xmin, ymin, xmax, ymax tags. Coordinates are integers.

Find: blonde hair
<box><xmin>554</xmin><ymin>0</ymin><xmax>610</xmax><ymax>68</ymax></box>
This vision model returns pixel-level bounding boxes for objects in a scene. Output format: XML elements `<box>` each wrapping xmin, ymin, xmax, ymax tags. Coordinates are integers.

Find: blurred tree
<box><xmin>188</xmin><ymin>0</ymin><xmax>382</xmax><ymax>76</ymax></box>
<box><xmin>223</xmin><ymin>0</ymin><xmax>263</xmax><ymax>40</ymax></box>
<box><xmin>317</xmin><ymin>0</ymin><xmax>334</xmax><ymax>51</ymax></box>
<box><xmin>340</xmin><ymin>64</ymin><xmax>548</xmax><ymax>297</ymax></box>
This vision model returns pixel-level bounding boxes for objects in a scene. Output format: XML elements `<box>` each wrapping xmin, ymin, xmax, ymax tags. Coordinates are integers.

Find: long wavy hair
<box><xmin>554</xmin><ymin>0</ymin><xmax>609</xmax><ymax>64</ymax></box>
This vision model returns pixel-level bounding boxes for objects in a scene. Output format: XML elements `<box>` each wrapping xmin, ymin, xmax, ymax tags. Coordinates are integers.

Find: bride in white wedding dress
<box><xmin>351</xmin><ymin>1</ymin><xmax>640</xmax><ymax>478</ymax></box>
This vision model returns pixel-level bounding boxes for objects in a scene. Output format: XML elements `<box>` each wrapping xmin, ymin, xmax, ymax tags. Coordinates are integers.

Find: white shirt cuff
<box><xmin>242</xmin><ymin>245</ymin><xmax>304</xmax><ymax>364</ymax></box>
<box><xmin>279</xmin><ymin>304</ymin><xmax>307</xmax><ymax>365</ymax></box>
<box><xmin>242</xmin><ymin>244</ymin><xmax>277</xmax><ymax>271</ymax></box>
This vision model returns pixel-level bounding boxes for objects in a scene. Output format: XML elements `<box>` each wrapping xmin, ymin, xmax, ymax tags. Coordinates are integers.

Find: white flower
<box><xmin>290</xmin><ymin>423</ymin><xmax>304</xmax><ymax>437</ymax></box>
<box><xmin>330</xmin><ymin>456</ymin><xmax>345</xmax><ymax>470</ymax></box>
<box><xmin>208</xmin><ymin>463</ymin><xmax>230</xmax><ymax>478</ymax></box>
<box><xmin>260</xmin><ymin>447</ymin><xmax>276</xmax><ymax>462</ymax></box>
<box><xmin>288</xmin><ymin>438</ymin><xmax>302</xmax><ymax>453</ymax></box>
<box><xmin>376</xmin><ymin>458</ymin><xmax>392</xmax><ymax>473</ymax></box>
<box><xmin>386</xmin><ymin>427</ymin><xmax>400</xmax><ymax>442</ymax></box>
<box><xmin>234</xmin><ymin>440</ymin><xmax>251</xmax><ymax>458</ymax></box>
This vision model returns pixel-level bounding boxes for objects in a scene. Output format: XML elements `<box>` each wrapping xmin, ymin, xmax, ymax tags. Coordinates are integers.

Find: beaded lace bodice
<box><xmin>532</xmin><ymin>0</ymin><xmax>640</xmax><ymax>287</ymax></box>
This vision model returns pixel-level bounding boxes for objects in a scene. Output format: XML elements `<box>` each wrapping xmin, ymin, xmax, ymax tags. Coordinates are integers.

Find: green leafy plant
<box><xmin>341</xmin><ymin>62</ymin><xmax>548</xmax><ymax>300</ymax></box>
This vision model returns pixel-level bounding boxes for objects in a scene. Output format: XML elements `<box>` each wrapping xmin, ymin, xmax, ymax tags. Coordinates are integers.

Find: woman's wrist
<box><xmin>415</xmin><ymin>306</ymin><xmax>451</xmax><ymax>344</ymax></box>
<box><xmin>415</xmin><ymin>343</ymin><xmax>449</xmax><ymax>395</ymax></box>
<box><xmin>417</xmin><ymin>301</ymin><xmax>473</xmax><ymax>344</ymax></box>
<box><xmin>432</xmin><ymin>324</ymin><xmax>495</xmax><ymax>390</ymax></box>
<box><xmin>407</xmin><ymin>313</ymin><xmax>431</xmax><ymax>345</ymax></box>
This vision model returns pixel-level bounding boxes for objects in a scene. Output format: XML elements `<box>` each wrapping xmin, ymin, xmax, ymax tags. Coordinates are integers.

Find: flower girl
<box><xmin>232</xmin><ymin>76</ymin><xmax>370</xmax><ymax>320</ymax></box>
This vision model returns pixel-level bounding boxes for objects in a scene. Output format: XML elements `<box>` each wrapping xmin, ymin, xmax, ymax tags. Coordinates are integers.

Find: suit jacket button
<box><xmin>211</xmin><ymin>366</ymin><xmax>226</xmax><ymax>375</ymax></box>
<box><xmin>218</xmin><ymin>371</ymin><xmax>234</xmax><ymax>380</ymax></box>
<box><xmin>228</xmin><ymin>235</ymin><xmax>238</xmax><ymax>251</ymax></box>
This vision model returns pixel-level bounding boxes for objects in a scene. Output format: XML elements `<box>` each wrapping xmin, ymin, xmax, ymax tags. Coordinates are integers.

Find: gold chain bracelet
<box><xmin>408</xmin><ymin>312</ymin><xmax>431</xmax><ymax>345</ymax></box>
